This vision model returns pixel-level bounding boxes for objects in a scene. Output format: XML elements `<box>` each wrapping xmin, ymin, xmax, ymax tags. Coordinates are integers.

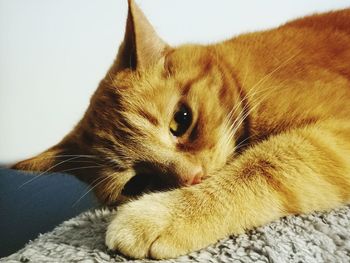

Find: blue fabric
<box><xmin>0</xmin><ymin>168</ymin><xmax>100</xmax><ymax>257</ymax></box>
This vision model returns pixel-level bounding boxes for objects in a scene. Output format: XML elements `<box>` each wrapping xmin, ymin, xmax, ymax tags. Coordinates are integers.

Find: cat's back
<box><xmin>222</xmin><ymin>8</ymin><xmax>350</xmax><ymax>81</ymax></box>
<box><xmin>217</xmin><ymin>8</ymin><xmax>350</xmax><ymax>139</ymax></box>
<box><xmin>280</xmin><ymin>8</ymin><xmax>350</xmax><ymax>80</ymax></box>
<box><xmin>284</xmin><ymin>8</ymin><xmax>350</xmax><ymax>34</ymax></box>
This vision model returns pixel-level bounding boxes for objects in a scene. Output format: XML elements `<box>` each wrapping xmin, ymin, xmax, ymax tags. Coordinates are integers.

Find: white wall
<box><xmin>1</xmin><ymin>0</ymin><xmax>349</xmax><ymax>165</ymax></box>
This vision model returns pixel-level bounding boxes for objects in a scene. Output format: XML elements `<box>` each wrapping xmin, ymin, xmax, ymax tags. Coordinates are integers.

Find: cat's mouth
<box><xmin>121</xmin><ymin>172</ymin><xmax>179</xmax><ymax>197</ymax></box>
<box><xmin>120</xmin><ymin>161</ymin><xmax>205</xmax><ymax>197</ymax></box>
<box><xmin>121</xmin><ymin>163</ymin><xmax>180</xmax><ymax>197</ymax></box>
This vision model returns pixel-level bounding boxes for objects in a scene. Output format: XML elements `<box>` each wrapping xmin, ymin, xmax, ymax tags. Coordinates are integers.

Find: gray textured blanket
<box><xmin>3</xmin><ymin>206</ymin><xmax>350</xmax><ymax>262</ymax></box>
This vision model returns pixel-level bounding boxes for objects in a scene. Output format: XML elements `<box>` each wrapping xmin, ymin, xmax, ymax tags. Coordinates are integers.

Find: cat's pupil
<box><xmin>170</xmin><ymin>105</ymin><xmax>192</xmax><ymax>137</ymax></box>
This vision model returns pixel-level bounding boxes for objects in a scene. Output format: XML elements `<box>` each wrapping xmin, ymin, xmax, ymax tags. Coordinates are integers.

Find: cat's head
<box><xmin>13</xmin><ymin>0</ymin><xmax>247</xmax><ymax>204</ymax></box>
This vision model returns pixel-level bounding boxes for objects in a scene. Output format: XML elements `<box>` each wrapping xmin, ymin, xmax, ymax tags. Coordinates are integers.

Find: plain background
<box><xmin>1</xmin><ymin>0</ymin><xmax>349</xmax><ymax>165</ymax></box>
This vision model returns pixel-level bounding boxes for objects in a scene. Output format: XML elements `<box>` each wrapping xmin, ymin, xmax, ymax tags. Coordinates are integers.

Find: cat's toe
<box><xmin>106</xmin><ymin>215</ymin><xmax>153</xmax><ymax>258</ymax></box>
<box><xmin>105</xmin><ymin>194</ymin><xmax>174</xmax><ymax>259</ymax></box>
<box><xmin>148</xmin><ymin>233</ymin><xmax>194</xmax><ymax>259</ymax></box>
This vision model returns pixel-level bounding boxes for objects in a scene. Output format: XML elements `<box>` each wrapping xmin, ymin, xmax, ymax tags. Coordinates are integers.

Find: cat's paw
<box><xmin>105</xmin><ymin>191</ymin><xmax>204</xmax><ymax>259</ymax></box>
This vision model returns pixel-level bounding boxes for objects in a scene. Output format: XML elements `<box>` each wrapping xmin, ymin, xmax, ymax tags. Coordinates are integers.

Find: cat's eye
<box><xmin>170</xmin><ymin>104</ymin><xmax>192</xmax><ymax>137</ymax></box>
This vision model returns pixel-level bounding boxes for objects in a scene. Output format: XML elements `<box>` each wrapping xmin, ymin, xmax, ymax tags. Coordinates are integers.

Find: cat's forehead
<box><xmin>116</xmin><ymin>45</ymin><xmax>216</xmax><ymax>94</ymax></box>
<box><xmin>164</xmin><ymin>46</ymin><xmax>216</xmax><ymax>78</ymax></box>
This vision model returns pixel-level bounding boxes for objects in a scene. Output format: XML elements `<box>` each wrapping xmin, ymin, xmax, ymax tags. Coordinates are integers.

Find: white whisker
<box><xmin>224</xmin><ymin>51</ymin><xmax>300</xmax><ymax>149</ymax></box>
<box><xmin>72</xmin><ymin>176</ymin><xmax>111</xmax><ymax>207</ymax></box>
<box><xmin>18</xmin><ymin>156</ymin><xmax>85</xmax><ymax>188</ymax></box>
<box><xmin>58</xmin><ymin>165</ymin><xmax>105</xmax><ymax>174</ymax></box>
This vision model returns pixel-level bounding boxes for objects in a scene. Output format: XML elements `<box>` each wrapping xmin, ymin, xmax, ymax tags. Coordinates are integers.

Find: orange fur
<box><xmin>13</xmin><ymin>1</ymin><xmax>350</xmax><ymax>259</ymax></box>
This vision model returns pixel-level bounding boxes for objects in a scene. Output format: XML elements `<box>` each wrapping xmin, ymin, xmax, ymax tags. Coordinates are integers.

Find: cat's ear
<box><xmin>113</xmin><ymin>0</ymin><xmax>169</xmax><ymax>71</ymax></box>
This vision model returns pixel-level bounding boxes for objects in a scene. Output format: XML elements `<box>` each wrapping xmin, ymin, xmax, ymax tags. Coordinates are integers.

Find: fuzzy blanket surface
<box><xmin>3</xmin><ymin>206</ymin><xmax>350</xmax><ymax>263</ymax></box>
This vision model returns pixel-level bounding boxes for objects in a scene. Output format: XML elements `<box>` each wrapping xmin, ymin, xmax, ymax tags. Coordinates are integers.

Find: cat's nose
<box><xmin>185</xmin><ymin>166</ymin><xmax>204</xmax><ymax>186</ymax></box>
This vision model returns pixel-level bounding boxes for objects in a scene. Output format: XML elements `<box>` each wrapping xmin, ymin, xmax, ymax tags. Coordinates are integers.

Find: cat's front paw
<box><xmin>105</xmin><ymin>191</ymin><xmax>204</xmax><ymax>259</ymax></box>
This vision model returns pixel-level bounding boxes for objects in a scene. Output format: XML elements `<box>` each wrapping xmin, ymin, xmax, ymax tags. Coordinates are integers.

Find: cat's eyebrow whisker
<box><xmin>245</xmin><ymin>75</ymin><xmax>289</xmax><ymax>104</ymax></box>
<box><xmin>222</xmin><ymin>96</ymin><xmax>245</xmax><ymax>143</ymax></box>
<box><xmin>227</xmin><ymin>98</ymin><xmax>244</xmax><ymax>125</ymax></box>
<box><xmin>226</xmin><ymin>87</ymin><xmax>262</xmax><ymax>132</ymax></box>
<box><xmin>226</xmin><ymin>52</ymin><xmax>297</xmax><ymax>133</ymax></box>
<box><xmin>226</xmin><ymin>93</ymin><xmax>252</xmax><ymax>138</ymax></box>
<box><xmin>229</xmin><ymin>89</ymin><xmax>271</xmax><ymax>140</ymax></box>
<box><xmin>224</xmin><ymin>67</ymin><xmax>273</xmax><ymax>134</ymax></box>
<box><xmin>224</xmin><ymin>26</ymin><xmax>300</xmax><ymax>166</ymax></box>
<box><xmin>227</xmin><ymin>50</ymin><xmax>298</xmax><ymax>130</ymax></box>
<box><xmin>228</xmin><ymin>80</ymin><xmax>289</xmax><ymax>146</ymax></box>
<box><xmin>227</xmin><ymin>101</ymin><xmax>247</xmax><ymax>136</ymax></box>
<box><xmin>226</xmin><ymin>78</ymin><xmax>287</xmax><ymax>146</ymax></box>
<box><xmin>224</xmin><ymin>53</ymin><xmax>299</xmax><ymax>165</ymax></box>
<box><xmin>246</xmin><ymin>51</ymin><xmax>300</xmax><ymax>95</ymax></box>
<box><xmin>222</xmin><ymin>95</ymin><xmax>248</xmax><ymax>149</ymax></box>
<box><xmin>226</xmin><ymin>107</ymin><xmax>249</xmax><ymax>146</ymax></box>
<box><xmin>228</xmin><ymin>50</ymin><xmax>300</xmax><ymax>121</ymax></box>
<box><xmin>227</xmin><ymin>72</ymin><xmax>283</xmax><ymax>130</ymax></box>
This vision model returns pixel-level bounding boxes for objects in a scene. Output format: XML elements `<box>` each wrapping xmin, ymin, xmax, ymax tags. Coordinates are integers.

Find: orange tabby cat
<box><xmin>13</xmin><ymin>0</ymin><xmax>350</xmax><ymax>259</ymax></box>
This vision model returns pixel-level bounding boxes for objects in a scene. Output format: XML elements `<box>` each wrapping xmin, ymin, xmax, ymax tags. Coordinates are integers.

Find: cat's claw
<box><xmin>105</xmin><ymin>191</ymin><xmax>202</xmax><ymax>259</ymax></box>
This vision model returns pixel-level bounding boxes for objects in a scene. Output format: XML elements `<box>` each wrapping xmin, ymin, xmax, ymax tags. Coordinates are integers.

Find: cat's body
<box><xmin>14</xmin><ymin>1</ymin><xmax>350</xmax><ymax>259</ymax></box>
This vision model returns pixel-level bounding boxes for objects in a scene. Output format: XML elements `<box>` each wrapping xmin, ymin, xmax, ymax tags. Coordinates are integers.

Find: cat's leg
<box><xmin>106</xmin><ymin>119</ymin><xmax>350</xmax><ymax>259</ymax></box>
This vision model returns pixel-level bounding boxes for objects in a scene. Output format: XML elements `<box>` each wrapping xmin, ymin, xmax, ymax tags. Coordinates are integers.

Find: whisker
<box><xmin>228</xmin><ymin>80</ymin><xmax>289</xmax><ymax>145</ymax></box>
<box><xmin>234</xmin><ymin>133</ymin><xmax>257</xmax><ymax>152</ymax></box>
<box><xmin>224</xmin><ymin>51</ymin><xmax>301</xmax><ymax>145</ymax></box>
<box><xmin>246</xmin><ymin>51</ymin><xmax>300</xmax><ymax>96</ymax></box>
<box><xmin>71</xmin><ymin>174</ymin><xmax>107</xmax><ymax>205</ymax></box>
<box><xmin>72</xmin><ymin>176</ymin><xmax>111</xmax><ymax>207</ymax></box>
<box><xmin>226</xmin><ymin>76</ymin><xmax>290</xmax><ymax>148</ymax></box>
<box><xmin>225</xmin><ymin>50</ymin><xmax>300</xmax><ymax>126</ymax></box>
<box><xmin>18</xmin><ymin>154</ymin><xmax>99</xmax><ymax>161</ymax></box>
<box><xmin>18</xmin><ymin>156</ymin><xmax>86</xmax><ymax>188</ymax></box>
<box><xmin>57</xmin><ymin>165</ymin><xmax>105</xmax><ymax>174</ymax></box>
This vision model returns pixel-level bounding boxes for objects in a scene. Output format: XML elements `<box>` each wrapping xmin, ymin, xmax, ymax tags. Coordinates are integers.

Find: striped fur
<box><xmin>13</xmin><ymin>0</ymin><xmax>350</xmax><ymax>259</ymax></box>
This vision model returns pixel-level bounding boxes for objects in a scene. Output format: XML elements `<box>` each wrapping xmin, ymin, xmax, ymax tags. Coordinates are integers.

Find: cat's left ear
<box><xmin>113</xmin><ymin>0</ymin><xmax>169</xmax><ymax>72</ymax></box>
<box><xmin>12</xmin><ymin>135</ymin><xmax>90</xmax><ymax>178</ymax></box>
